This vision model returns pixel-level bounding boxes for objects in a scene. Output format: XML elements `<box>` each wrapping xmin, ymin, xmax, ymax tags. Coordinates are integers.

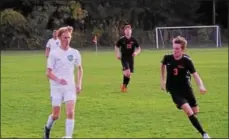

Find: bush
<box><xmin>0</xmin><ymin>9</ymin><xmax>41</xmax><ymax>50</ymax></box>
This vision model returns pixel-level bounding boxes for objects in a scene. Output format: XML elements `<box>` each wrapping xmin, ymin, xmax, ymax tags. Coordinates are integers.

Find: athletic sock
<box><xmin>123</xmin><ymin>76</ymin><xmax>130</xmax><ymax>87</ymax></box>
<box><xmin>65</xmin><ymin>119</ymin><xmax>75</xmax><ymax>137</ymax></box>
<box><xmin>46</xmin><ymin>115</ymin><xmax>56</xmax><ymax>129</ymax></box>
<box><xmin>188</xmin><ymin>114</ymin><xmax>205</xmax><ymax>135</ymax></box>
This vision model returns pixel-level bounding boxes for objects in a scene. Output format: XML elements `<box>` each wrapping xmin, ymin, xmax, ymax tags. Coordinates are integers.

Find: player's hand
<box><xmin>132</xmin><ymin>52</ymin><xmax>137</xmax><ymax>57</ymax></box>
<box><xmin>76</xmin><ymin>84</ymin><xmax>82</xmax><ymax>94</ymax></box>
<box><xmin>57</xmin><ymin>79</ymin><xmax>68</xmax><ymax>85</ymax></box>
<box><xmin>199</xmin><ymin>86</ymin><xmax>207</xmax><ymax>94</ymax></box>
<box><xmin>160</xmin><ymin>81</ymin><xmax>166</xmax><ymax>90</ymax></box>
<box><xmin>116</xmin><ymin>56</ymin><xmax>121</xmax><ymax>60</ymax></box>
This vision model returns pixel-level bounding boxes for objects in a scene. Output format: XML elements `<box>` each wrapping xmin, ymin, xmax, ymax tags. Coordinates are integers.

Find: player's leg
<box><xmin>170</xmin><ymin>91</ymin><xmax>209</xmax><ymax>138</ymax></box>
<box><xmin>121</xmin><ymin>59</ymin><xmax>134</xmax><ymax>92</ymax></box>
<box><xmin>63</xmin><ymin>87</ymin><xmax>77</xmax><ymax>138</ymax></box>
<box><xmin>181</xmin><ymin>103</ymin><xmax>209</xmax><ymax>138</ymax></box>
<box><xmin>122</xmin><ymin>59</ymin><xmax>133</xmax><ymax>87</ymax></box>
<box><xmin>192</xmin><ymin>106</ymin><xmax>199</xmax><ymax>115</ymax></box>
<box><xmin>121</xmin><ymin>59</ymin><xmax>131</xmax><ymax>92</ymax></box>
<box><xmin>185</xmin><ymin>89</ymin><xmax>199</xmax><ymax>115</ymax></box>
<box><xmin>44</xmin><ymin>87</ymin><xmax>62</xmax><ymax>138</ymax></box>
<box><xmin>123</xmin><ymin>69</ymin><xmax>131</xmax><ymax>83</ymax></box>
<box><xmin>182</xmin><ymin>89</ymin><xmax>210</xmax><ymax>138</ymax></box>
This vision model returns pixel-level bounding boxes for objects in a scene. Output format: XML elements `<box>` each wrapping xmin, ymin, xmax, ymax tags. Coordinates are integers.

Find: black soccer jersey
<box><xmin>161</xmin><ymin>54</ymin><xmax>196</xmax><ymax>91</ymax></box>
<box><xmin>116</xmin><ymin>36</ymin><xmax>139</xmax><ymax>59</ymax></box>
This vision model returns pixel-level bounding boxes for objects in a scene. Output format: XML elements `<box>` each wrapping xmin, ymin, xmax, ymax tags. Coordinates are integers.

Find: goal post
<box><xmin>155</xmin><ymin>25</ymin><xmax>222</xmax><ymax>49</ymax></box>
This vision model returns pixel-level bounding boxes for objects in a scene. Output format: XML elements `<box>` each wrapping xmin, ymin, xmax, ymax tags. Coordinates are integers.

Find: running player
<box><xmin>160</xmin><ymin>36</ymin><xmax>210</xmax><ymax>139</ymax></box>
<box><xmin>115</xmin><ymin>24</ymin><xmax>141</xmax><ymax>92</ymax></box>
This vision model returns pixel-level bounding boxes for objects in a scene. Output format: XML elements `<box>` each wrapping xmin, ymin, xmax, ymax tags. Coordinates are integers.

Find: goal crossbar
<box><xmin>156</xmin><ymin>25</ymin><xmax>219</xmax><ymax>30</ymax></box>
<box><xmin>155</xmin><ymin>25</ymin><xmax>221</xmax><ymax>49</ymax></box>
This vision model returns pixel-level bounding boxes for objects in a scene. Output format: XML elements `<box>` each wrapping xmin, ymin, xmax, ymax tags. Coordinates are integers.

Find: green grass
<box><xmin>1</xmin><ymin>48</ymin><xmax>228</xmax><ymax>138</ymax></box>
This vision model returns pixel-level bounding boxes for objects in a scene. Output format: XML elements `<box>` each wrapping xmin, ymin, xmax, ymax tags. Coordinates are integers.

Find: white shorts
<box><xmin>50</xmin><ymin>86</ymin><xmax>77</xmax><ymax>106</ymax></box>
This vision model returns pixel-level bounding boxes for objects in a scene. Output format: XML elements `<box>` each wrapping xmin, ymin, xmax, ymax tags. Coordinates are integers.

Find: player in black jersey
<box><xmin>160</xmin><ymin>36</ymin><xmax>210</xmax><ymax>138</ymax></box>
<box><xmin>115</xmin><ymin>24</ymin><xmax>141</xmax><ymax>92</ymax></box>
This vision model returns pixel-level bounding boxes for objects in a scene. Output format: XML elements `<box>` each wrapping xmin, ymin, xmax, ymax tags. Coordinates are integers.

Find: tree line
<box><xmin>0</xmin><ymin>0</ymin><xmax>228</xmax><ymax>50</ymax></box>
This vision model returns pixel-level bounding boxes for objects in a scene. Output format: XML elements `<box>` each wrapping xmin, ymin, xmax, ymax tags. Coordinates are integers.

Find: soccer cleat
<box><xmin>121</xmin><ymin>84</ymin><xmax>127</xmax><ymax>93</ymax></box>
<box><xmin>202</xmin><ymin>133</ymin><xmax>211</xmax><ymax>139</ymax></box>
<box><xmin>43</xmin><ymin>126</ymin><xmax>50</xmax><ymax>139</ymax></box>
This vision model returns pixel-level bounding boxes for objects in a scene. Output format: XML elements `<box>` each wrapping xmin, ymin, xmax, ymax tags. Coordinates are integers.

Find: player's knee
<box><xmin>52</xmin><ymin>114</ymin><xmax>60</xmax><ymax>120</ymax></box>
<box><xmin>66</xmin><ymin>110</ymin><xmax>74</xmax><ymax>119</ymax></box>
<box><xmin>126</xmin><ymin>75</ymin><xmax>131</xmax><ymax>78</ymax></box>
<box><xmin>52</xmin><ymin>106</ymin><xmax>61</xmax><ymax>120</ymax></box>
<box><xmin>192</xmin><ymin>106</ymin><xmax>199</xmax><ymax>115</ymax></box>
<box><xmin>186</xmin><ymin>111</ymin><xmax>194</xmax><ymax>116</ymax></box>
<box><xmin>181</xmin><ymin>103</ymin><xmax>194</xmax><ymax>116</ymax></box>
<box><xmin>124</xmin><ymin>72</ymin><xmax>131</xmax><ymax>78</ymax></box>
<box><xmin>123</xmin><ymin>69</ymin><xmax>131</xmax><ymax>77</ymax></box>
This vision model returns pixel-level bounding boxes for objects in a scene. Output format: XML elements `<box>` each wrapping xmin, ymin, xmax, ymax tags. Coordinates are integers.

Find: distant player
<box><xmin>160</xmin><ymin>36</ymin><xmax>210</xmax><ymax>139</ymax></box>
<box><xmin>115</xmin><ymin>24</ymin><xmax>141</xmax><ymax>92</ymax></box>
<box><xmin>45</xmin><ymin>30</ymin><xmax>60</xmax><ymax>58</ymax></box>
<box><xmin>44</xmin><ymin>26</ymin><xmax>83</xmax><ymax>138</ymax></box>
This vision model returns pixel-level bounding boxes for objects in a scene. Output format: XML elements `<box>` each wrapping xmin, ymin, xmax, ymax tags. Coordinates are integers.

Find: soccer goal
<box><xmin>155</xmin><ymin>25</ymin><xmax>222</xmax><ymax>49</ymax></box>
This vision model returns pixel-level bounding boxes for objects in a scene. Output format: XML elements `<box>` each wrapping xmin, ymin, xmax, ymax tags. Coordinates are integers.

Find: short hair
<box><xmin>56</xmin><ymin>26</ymin><xmax>73</xmax><ymax>38</ymax></box>
<box><xmin>172</xmin><ymin>36</ymin><xmax>187</xmax><ymax>50</ymax></box>
<box><xmin>124</xmin><ymin>24</ymin><xmax>132</xmax><ymax>30</ymax></box>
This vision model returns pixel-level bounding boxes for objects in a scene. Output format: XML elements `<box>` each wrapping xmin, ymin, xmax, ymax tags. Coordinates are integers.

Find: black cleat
<box><xmin>43</xmin><ymin>126</ymin><xmax>50</xmax><ymax>139</ymax></box>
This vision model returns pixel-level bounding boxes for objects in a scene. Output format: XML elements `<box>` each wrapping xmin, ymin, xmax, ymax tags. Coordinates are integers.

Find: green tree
<box><xmin>69</xmin><ymin>1</ymin><xmax>88</xmax><ymax>24</ymax></box>
<box><xmin>0</xmin><ymin>9</ymin><xmax>40</xmax><ymax>50</ymax></box>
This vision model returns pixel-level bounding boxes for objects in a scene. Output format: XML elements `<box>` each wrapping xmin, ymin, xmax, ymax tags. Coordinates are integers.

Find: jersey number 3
<box><xmin>173</xmin><ymin>68</ymin><xmax>178</xmax><ymax>76</ymax></box>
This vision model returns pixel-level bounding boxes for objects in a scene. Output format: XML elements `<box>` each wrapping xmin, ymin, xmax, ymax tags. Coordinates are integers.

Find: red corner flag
<box><xmin>93</xmin><ymin>35</ymin><xmax>97</xmax><ymax>44</ymax></box>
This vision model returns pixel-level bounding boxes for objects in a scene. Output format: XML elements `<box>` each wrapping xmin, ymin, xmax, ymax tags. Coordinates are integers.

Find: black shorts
<box><xmin>121</xmin><ymin>58</ymin><xmax>134</xmax><ymax>73</ymax></box>
<box><xmin>168</xmin><ymin>88</ymin><xmax>197</xmax><ymax>109</ymax></box>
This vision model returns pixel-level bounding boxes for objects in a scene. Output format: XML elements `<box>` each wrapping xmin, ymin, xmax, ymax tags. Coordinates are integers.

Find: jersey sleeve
<box><xmin>161</xmin><ymin>54</ymin><xmax>168</xmax><ymax>65</ymax></box>
<box><xmin>46</xmin><ymin>39</ymin><xmax>51</xmax><ymax>48</ymax></box>
<box><xmin>115</xmin><ymin>39</ymin><xmax>122</xmax><ymax>48</ymax></box>
<box><xmin>74</xmin><ymin>50</ymin><xmax>82</xmax><ymax>66</ymax></box>
<box><xmin>186</xmin><ymin>58</ymin><xmax>196</xmax><ymax>74</ymax></box>
<box><xmin>47</xmin><ymin>52</ymin><xmax>55</xmax><ymax>69</ymax></box>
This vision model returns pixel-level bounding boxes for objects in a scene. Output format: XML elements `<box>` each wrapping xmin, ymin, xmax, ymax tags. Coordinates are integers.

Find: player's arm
<box><xmin>192</xmin><ymin>72</ymin><xmax>206</xmax><ymax>92</ymax></box>
<box><xmin>114</xmin><ymin>39</ymin><xmax>121</xmax><ymax>60</ymax></box>
<box><xmin>75</xmin><ymin>52</ymin><xmax>83</xmax><ymax>93</ymax></box>
<box><xmin>76</xmin><ymin>65</ymin><xmax>83</xmax><ymax>93</ymax></box>
<box><xmin>160</xmin><ymin>55</ymin><xmax>167</xmax><ymax>90</ymax></box>
<box><xmin>46</xmin><ymin>53</ymin><xmax>67</xmax><ymax>85</ymax></box>
<box><xmin>133</xmin><ymin>40</ymin><xmax>141</xmax><ymax>56</ymax></box>
<box><xmin>46</xmin><ymin>68</ymin><xmax>60</xmax><ymax>82</ymax></box>
<box><xmin>45</xmin><ymin>40</ymin><xmax>51</xmax><ymax>58</ymax></box>
<box><xmin>187</xmin><ymin>58</ymin><xmax>206</xmax><ymax>94</ymax></box>
<box><xmin>160</xmin><ymin>64</ymin><xmax>166</xmax><ymax>83</ymax></box>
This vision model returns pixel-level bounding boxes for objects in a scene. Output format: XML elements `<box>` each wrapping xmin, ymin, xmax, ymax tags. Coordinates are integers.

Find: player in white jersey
<box><xmin>45</xmin><ymin>30</ymin><xmax>61</xmax><ymax>58</ymax></box>
<box><xmin>43</xmin><ymin>26</ymin><xmax>83</xmax><ymax>139</ymax></box>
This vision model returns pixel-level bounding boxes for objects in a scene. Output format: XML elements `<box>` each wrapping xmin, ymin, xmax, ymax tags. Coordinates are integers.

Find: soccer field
<box><xmin>1</xmin><ymin>48</ymin><xmax>228</xmax><ymax>138</ymax></box>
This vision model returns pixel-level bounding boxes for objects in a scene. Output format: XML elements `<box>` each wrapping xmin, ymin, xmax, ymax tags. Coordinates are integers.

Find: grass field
<box><xmin>1</xmin><ymin>48</ymin><xmax>228</xmax><ymax>138</ymax></box>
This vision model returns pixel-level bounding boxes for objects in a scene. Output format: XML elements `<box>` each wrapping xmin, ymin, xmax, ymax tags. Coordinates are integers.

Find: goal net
<box><xmin>155</xmin><ymin>25</ymin><xmax>222</xmax><ymax>49</ymax></box>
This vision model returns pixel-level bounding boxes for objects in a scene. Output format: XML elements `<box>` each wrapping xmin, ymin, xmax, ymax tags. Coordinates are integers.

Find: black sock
<box><xmin>188</xmin><ymin>114</ymin><xmax>205</xmax><ymax>135</ymax></box>
<box><xmin>123</xmin><ymin>76</ymin><xmax>130</xmax><ymax>87</ymax></box>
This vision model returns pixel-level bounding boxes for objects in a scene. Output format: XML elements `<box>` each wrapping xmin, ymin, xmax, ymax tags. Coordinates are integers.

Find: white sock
<box><xmin>46</xmin><ymin>115</ymin><xmax>55</xmax><ymax>129</ymax></box>
<box><xmin>65</xmin><ymin>119</ymin><xmax>75</xmax><ymax>137</ymax></box>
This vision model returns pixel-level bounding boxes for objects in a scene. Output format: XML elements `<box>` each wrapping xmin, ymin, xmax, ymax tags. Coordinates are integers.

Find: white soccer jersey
<box><xmin>46</xmin><ymin>38</ymin><xmax>60</xmax><ymax>51</ymax></box>
<box><xmin>47</xmin><ymin>47</ymin><xmax>81</xmax><ymax>87</ymax></box>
